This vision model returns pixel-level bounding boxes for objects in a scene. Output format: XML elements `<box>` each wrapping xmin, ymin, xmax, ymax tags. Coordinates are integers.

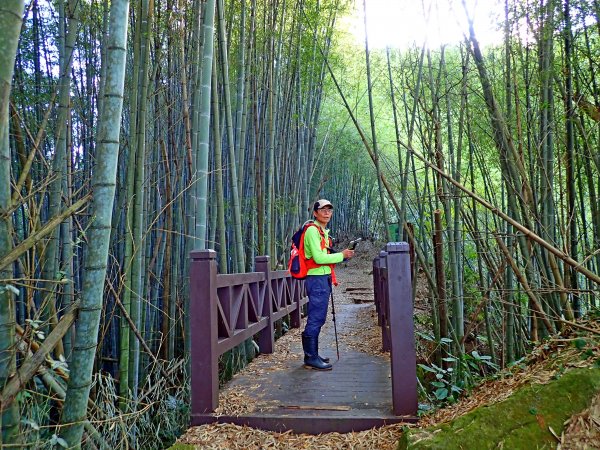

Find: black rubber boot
<box><xmin>316</xmin><ymin>335</ymin><xmax>330</xmax><ymax>363</ymax></box>
<box><xmin>302</xmin><ymin>333</ymin><xmax>332</xmax><ymax>371</ymax></box>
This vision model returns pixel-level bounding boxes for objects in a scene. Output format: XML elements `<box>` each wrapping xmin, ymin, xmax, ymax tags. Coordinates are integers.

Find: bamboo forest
<box><xmin>1</xmin><ymin>0</ymin><xmax>600</xmax><ymax>448</ymax></box>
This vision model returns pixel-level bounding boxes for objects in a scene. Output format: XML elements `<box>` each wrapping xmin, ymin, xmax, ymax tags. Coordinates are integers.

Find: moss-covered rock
<box><xmin>399</xmin><ymin>368</ymin><xmax>600</xmax><ymax>449</ymax></box>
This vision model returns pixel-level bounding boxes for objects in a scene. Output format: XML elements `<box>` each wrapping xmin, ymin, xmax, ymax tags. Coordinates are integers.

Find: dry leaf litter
<box><xmin>560</xmin><ymin>389</ymin><xmax>600</xmax><ymax>449</ymax></box>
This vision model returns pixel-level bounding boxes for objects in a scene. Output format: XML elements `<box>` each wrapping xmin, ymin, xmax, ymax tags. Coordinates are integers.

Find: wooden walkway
<box><xmin>191</xmin><ymin>270</ymin><xmax>417</xmax><ymax>434</ymax></box>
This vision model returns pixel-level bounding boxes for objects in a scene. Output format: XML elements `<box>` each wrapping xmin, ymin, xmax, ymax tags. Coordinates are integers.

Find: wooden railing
<box><xmin>372</xmin><ymin>242</ymin><xmax>418</xmax><ymax>416</ymax></box>
<box><xmin>189</xmin><ymin>242</ymin><xmax>417</xmax><ymax>421</ymax></box>
<box><xmin>189</xmin><ymin>251</ymin><xmax>308</xmax><ymax>415</ymax></box>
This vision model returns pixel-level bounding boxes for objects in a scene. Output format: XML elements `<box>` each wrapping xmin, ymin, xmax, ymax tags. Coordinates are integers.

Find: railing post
<box><xmin>372</xmin><ymin>257</ymin><xmax>381</xmax><ymax>325</ymax></box>
<box><xmin>190</xmin><ymin>249</ymin><xmax>218</xmax><ymax>414</ymax></box>
<box><xmin>255</xmin><ymin>256</ymin><xmax>274</xmax><ymax>354</ymax></box>
<box><xmin>385</xmin><ymin>242</ymin><xmax>418</xmax><ymax>416</ymax></box>
<box><xmin>379</xmin><ymin>251</ymin><xmax>391</xmax><ymax>352</ymax></box>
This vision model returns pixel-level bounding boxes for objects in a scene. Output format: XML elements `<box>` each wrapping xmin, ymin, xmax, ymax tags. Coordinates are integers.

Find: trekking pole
<box><xmin>330</xmin><ymin>289</ymin><xmax>340</xmax><ymax>360</ymax></box>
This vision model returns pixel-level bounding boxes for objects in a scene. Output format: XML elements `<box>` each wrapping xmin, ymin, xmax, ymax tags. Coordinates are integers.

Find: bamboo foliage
<box><xmin>329</xmin><ymin>0</ymin><xmax>600</xmax><ymax>371</ymax></box>
<box><xmin>2</xmin><ymin>0</ymin><xmax>348</xmax><ymax>446</ymax></box>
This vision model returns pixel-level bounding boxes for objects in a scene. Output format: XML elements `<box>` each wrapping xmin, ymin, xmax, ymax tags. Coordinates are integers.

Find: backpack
<box><xmin>288</xmin><ymin>221</ymin><xmax>314</xmax><ymax>279</ymax></box>
<box><xmin>288</xmin><ymin>221</ymin><xmax>335</xmax><ymax>281</ymax></box>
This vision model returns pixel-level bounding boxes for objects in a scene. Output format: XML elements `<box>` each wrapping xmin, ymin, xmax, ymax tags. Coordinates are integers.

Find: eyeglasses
<box><xmin>318</xmin><ymin>208</ymin><xmax>333</xmax><ymax>214</ymax></box>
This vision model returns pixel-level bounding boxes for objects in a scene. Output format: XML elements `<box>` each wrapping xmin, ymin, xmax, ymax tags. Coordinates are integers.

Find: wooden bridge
<box><xmin>188</xmin><ymin>243</ymin><xmax>418</xmax><ymax>434</ymax></box>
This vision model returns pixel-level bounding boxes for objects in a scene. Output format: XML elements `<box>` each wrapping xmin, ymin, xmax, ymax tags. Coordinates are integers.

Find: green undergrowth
<box><xmin>168</xmin><ymin>444</ymin><xmax>195</xmax><ymax>450</ymax></box>
<box><xmin>399</xmin><ymin>367</ymin><xmax>600</xmax><ymax>449</ymax></box>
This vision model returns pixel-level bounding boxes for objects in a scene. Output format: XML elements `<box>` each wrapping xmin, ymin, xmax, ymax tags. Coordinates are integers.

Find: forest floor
<box><xmin>172</xmin><ymin>240</ymin><xmax>600</xmax><ymax>449</ymax></box>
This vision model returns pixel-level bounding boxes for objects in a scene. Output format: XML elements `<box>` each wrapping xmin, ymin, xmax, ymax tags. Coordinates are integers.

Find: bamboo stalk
<box><xmin>106</xmin><ymin>280</ymin><xmax>169</xmax><ymax>380</ymax></box>
<box><xmin>433</xmin><ymin>210</ymin><xmax>448</xmax><ymax>363</ymax></box>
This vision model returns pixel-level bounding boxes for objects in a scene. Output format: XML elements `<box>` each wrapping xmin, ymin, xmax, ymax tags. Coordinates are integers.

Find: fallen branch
<box><xmin>1</xmin><ymin>300</ymin><xmax>80</xmax><ymax>411</ymax></box>
<box><xmin>0</xmin><ymin>195</ymin><xmax>90</xmax><ymax>270</ymax></box>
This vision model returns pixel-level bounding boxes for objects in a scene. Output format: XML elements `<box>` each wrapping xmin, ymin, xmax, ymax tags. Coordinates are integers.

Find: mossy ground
<box><xmin>399</xmin><ymin>367</ymin><xmax>600</xmax><ymax>449</ymax></box>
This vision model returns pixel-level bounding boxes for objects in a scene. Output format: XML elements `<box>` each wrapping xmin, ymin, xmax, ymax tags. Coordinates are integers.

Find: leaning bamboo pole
<box><xmin>11</xmin><ymin>313</ymin><xmax>110</xmax><ymax>450</ymax></box>
<box><xmin>0</xmin><ymin>301</ymin><xmax>80</xmax><ymax>411</ymax></box>
<box><xmin>407</xmin><ymin>146</ymin><xmax>600</xmax><ymax>287</ymax></box>
<box><xmin>0</xmin><ymin>196</ymin><xmax>90</xmax><ymax>270</ymax></box>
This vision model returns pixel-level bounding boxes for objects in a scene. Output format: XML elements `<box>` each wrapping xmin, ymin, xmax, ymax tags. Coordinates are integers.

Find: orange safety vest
<box><xmin>301</xmin><ymin>223</ymin><xmax>338</xmax><ymax>286</ymax></box>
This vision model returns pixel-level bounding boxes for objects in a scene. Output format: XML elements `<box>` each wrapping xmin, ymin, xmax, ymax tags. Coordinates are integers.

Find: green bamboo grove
<box><xmin>0</xmin><ymin>0</ymin><xmax>599</xmax><ymax>447</ymax></box>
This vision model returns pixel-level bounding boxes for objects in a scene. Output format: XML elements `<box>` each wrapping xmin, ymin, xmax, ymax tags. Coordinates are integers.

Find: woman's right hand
<box><xmin>342</xmin><ymin>249</ymin><xmax>355</xmax><ymax>260</ymax></box>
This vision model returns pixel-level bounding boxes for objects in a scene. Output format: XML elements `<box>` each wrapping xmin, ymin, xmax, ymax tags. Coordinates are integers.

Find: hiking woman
<box><xmin>301</xmin><ymin>199</ymin><xmax>354</xmax><ymax>370</ymax></box>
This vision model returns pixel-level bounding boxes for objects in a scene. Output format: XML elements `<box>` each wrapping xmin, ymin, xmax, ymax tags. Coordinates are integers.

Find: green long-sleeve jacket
<box><xmin>303</xmin><ymin>220</ymin><xmax>344</xmax><ymax>275</ymax></box>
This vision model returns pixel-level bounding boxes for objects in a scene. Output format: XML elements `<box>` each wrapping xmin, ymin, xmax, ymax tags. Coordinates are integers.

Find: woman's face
<box><xmin>314</xmin><ymin>206</ymin><xmax>333</xmax><ymax>225</ymax></box>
